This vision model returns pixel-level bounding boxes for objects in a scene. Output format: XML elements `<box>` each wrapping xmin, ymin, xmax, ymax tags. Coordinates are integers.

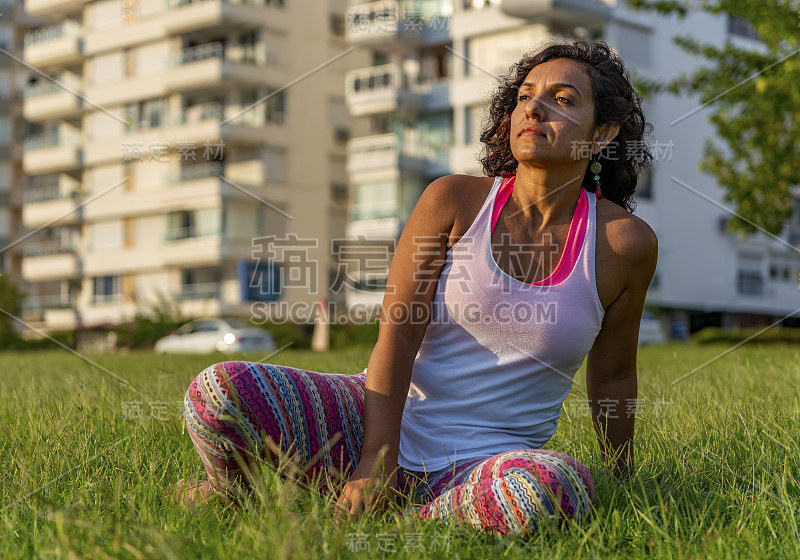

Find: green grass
<box><xmin>1</xmin><ymin>343</ymin><xmax>799</xmax><ymax>559</ymax></box>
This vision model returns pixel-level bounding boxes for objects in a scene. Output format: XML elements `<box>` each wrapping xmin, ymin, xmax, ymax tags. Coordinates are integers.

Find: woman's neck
<box><xmin>510</xmin><ymin>165</ymin><xmax>585</xmax><ymax>227</ymax></box>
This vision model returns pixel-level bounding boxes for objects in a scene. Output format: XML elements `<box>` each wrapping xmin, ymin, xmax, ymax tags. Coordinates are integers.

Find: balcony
<box><xmin>21</xmin><ymin>295</ymin><xmax>75</xmax><ymax>326</ymax></box>
<box><xmin>345</xmin><ymin>0</ymin><xmax>451</xmax><ymax>50</ymax></box>
<box><xmin>164</xmin><ymin>41</ymin><xmax>280</xmax><ymax>93</ymax></box>
<box><xmin>500</xmin><ymin>0</ymin><xmax>614</xmax><ymax>27</ymax></box>
<box><xmin>23</xmin><ymin>131</ymin><xmax>82</xmax><ymax>174</ymax></box>
<box><xmin>179</xmin><ymin>281</ymin><xmax>222</xmax><ymax>300</ymax></box>
<box><xmin>23</xmin><ymin>21</ymin><xmax>83</xmax><ymax>67</ymax></box>
<box><xmin>163</xmin><ymin>0</ymin><xmax>276</xmax><ymax>34</ymax></box>
<box><xmin>22</xmin><ymin>185</ymin><xmax>81</xmax><ymax>228</ymax></box>
<box><xmin>23</xmin><ymin>79</ymin><xmax>83</xmax><ymax>121</ymax></box>
<box><xmin>22</xmin><ymin>242</ymin><xmax>79</xmax><ymax>281</ymax></box>
<box><xmin>345</xmin><ymin>63</ymin><xmax>425</xmax><ymax>117</ymax></box>
<box><xmin>347</xmin><ymin>133</ymin><xmax>438</xmax><ymax>175</ymax></box>
<box><xmin>85</xmin><ymin>101</ymin><xmax>267</xmax><ymax>165</ymax></box>
<box><xmin>23</xmin><ymin>0</ymin><xmax>82</xmax><ymax>18</ymax></box>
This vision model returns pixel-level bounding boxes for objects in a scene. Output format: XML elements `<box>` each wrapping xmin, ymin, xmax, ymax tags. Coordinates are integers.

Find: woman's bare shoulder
<box><xmin>594</xmin><ymin>198</ymin><xmax>658</xmax><ymax>309</ymax></box>
<box><xmin>425</xmin><ymin>174</ymin><xmax>496</xmax><ymax>249</ymax></box>
<box><xmin>595</xmin><ymin>198</ymin><xmax>658</xmax><ymax>263</ymax></box>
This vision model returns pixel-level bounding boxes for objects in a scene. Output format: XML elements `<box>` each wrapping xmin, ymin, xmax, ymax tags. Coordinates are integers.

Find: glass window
<box><xmin>353</xmin><ymin>179</ymin><xmax>398</xmax><ymax>221</ymax></box>
<box><xmin>93</xmin><ymin>275</ymin><xmax>119</xmax><ymax>303</ymax></box>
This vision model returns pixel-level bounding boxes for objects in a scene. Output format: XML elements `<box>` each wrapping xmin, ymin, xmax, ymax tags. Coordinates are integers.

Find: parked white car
<box><xmin>638</xmin><ymin>311</ymin><xmax>667</xmax><ymax>345</ymax></box>
<box><xmin>154</xmin><ymin>318</ymin><xmax>276</xmax><ymax>354</ymax></box>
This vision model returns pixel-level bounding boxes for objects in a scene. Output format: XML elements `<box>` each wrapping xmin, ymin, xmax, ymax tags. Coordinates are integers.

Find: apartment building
<box><xmin>20</xmin><ymin>0</ymin><xmax>363</xmax><ymax>332</ymax></box>
<box><xmin>0</xmin><ymin>1</ymin><xmax>40</xmax><ymax>284</ymax></box>
<box><xmin>343</xmin><ymin>0</ymin><xmax>800</xmax><ymax>333</ymax></box>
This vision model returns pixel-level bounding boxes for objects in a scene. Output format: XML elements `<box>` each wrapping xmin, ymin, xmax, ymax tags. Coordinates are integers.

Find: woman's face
<box><xmin>509</xmin><ymin>58</ymin><xmax>599</xmax><ymax>168</ymax></box>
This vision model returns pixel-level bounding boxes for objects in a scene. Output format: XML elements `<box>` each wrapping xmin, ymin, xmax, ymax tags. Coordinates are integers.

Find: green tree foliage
<box><xmin>629</xmin><ymin>0</ymin><xmax>800</xmax><ymax>234</ymax></box>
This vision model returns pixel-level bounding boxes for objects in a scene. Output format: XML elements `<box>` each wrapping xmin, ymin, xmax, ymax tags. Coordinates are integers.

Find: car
<box><xmin>154</xmin><ymin>318</ymin><xmax>276</xmax><ymax>354</ymax></box>
<box><xmin>638</xmin><ymin>311</ymin><xmax>667</xmax><ymax>345</ymax></box>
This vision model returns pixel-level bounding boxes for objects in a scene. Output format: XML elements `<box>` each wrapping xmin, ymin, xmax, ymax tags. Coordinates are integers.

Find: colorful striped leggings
<box><xmin>184</xmin><ymin>361</ymin><xmax>594</xmax><ymax>535</ymax></box>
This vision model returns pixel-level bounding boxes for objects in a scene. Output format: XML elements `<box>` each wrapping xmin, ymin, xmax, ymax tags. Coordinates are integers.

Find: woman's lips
<box><xmin>519</xmin><ymin>127</ymin><xmax>546</xmax><ymax>137</ymax></box>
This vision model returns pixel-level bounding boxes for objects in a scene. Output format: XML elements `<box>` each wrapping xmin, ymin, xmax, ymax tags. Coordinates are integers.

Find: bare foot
<box><xmin>169</xmin><ymin>478</ymin><xmax>219</xmax><ymax>506</ymax></box>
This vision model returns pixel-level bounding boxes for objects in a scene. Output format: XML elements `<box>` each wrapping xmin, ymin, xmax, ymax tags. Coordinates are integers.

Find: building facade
<box><xmin>342</xmin><ymin>0</ymin><xmax>800</xmax><ymax>333</ymax></box>
<box><xmin>19</xmin><ymin>0</ymin><xmax>360</xmax><ymax>332</ymax></box>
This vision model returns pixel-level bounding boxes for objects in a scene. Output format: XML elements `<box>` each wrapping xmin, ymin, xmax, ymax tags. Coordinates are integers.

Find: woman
<box><xmin>176</xmin><ymin>39</ymin><xmax>657</xmax><ymax>535</ymax></box>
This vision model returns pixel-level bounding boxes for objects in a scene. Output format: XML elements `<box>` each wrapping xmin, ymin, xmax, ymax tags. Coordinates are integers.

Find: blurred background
<box><xmin>1</xmin><ymin>0</ymin><xmax>798</xmax><ymax>351</ymax></box>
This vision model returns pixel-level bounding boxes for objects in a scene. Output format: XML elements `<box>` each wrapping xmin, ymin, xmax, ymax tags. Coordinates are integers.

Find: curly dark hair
<box><xmin>479</xmin><ymin>39</ymin><xmax>653</xmax><ymax>212</ymax></box>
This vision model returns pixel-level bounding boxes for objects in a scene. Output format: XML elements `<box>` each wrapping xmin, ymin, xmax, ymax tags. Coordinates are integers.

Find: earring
<box><xmin>590</xmin><ymin>156</ymin><xmax>603</xmax><ymax>200</ymax></box>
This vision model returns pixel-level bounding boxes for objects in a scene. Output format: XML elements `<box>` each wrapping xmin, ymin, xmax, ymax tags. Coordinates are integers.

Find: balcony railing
<box><xmin>182</xmin><ymin>102</ymin><xmax>223</xmax><ymax>123</ymax></box>
<box><xmin>346</xmin><ymin>0</ymin><xmax>451</xmax><ymax>32</ymax></box>
<box><xmin>22</xmin><ymin>294</ymin><xmax>73</xmax><ymax>313</ymax></box>
<box><xmin>348</xmin><ymin>63</ymin><xmax>401</xmax><ymax>95</ymax></box>
<box><xmin>165</xmin><ymin>226</ymin><xmax>219</xmax><ymax>241</ymax></box>
<box><xmin>351</xmin><ymin>200</ymin><xmax>399</xmax><ymax>222</ymax></box>
<box><xmin>23</xmin><ymin>185</ymin><xmax>78</xmax><ymax>203</ymax></box>
<box><xmin>23</xmin><ymin>239</ymin><xmax>76</xmax><ymax>257</ymax></box>
<box><xmin>166</xmin><ymin>0</ymin><xmax>270</xmax><ymax>8</ymax></box>
<box><xmin>177</xmin><ymin>41</ymin><xmax>225</xmax><ymax>64</ymax></box>
<box><xmin>174</xmin><ymin>41</ymin><xmax>261</xmax><ymax>66</ymax></box>
<box><xmin>179</xmin><ymin>282</ymin><xmax>221</xmax><ymax>300</ymax></box>
<box><xmin>23</xmin><ymin>79</ymin><xmax>80</xmax><ymax>99</ymax></box>
<box><xmin>24</xmin><ymin>21</ymin><xmax>82</xmax><ymax>46</ymax></box>
<box><xmin>23</xmin><ymin>130</ymin><xmax>79</xmax><ymax>151</ymax></box>
<box><xmin>176</xmin><ymin>161</ymin><xmax>224</xmax><ymax>182</ymax></box>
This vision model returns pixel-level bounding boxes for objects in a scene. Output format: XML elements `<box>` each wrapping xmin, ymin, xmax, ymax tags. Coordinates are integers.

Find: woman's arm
<box><xmin>337</xmin><ymin>175</ymin><xmax>464</xmax><ymax>517</ymax></box>
<box><xmin>586</xmin><ymin>215</ymin><xmax>658</xmax><ymax>480</ymax></box>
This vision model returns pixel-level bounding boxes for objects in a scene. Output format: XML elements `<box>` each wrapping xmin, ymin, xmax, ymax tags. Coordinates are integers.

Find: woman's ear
<box><xmin>591</xmin><ymin>123</ymin><xmax>620</xmax><ymax>154</ymax></box>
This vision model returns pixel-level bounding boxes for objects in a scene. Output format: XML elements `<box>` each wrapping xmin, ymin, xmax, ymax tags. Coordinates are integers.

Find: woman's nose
<box><xmin>523</xmin><ymin>96</ymin><xmax>545</xmax><ymax>120</ymax></box>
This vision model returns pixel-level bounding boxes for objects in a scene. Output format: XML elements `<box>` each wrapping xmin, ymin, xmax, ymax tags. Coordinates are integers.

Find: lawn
<box><xmin>1</xmin><ymin>343</ymin><xmax>798</xmax><ymax>559</ymax></box>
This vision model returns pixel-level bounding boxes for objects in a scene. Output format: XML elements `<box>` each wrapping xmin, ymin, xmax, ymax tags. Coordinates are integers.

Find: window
<box><xmin>736</xmin><ymin>270</ymin><xmax>763</xmax><ymax>295</ymax></box>
<box><xmin>124</xmin><ymin>98</ymin><xmax>165</xmax><ymax>131</ymax></box>
<box><xmin>369</xmin><ymin>114</ymin><xmax>392</xmax><ymax>135</ymax></box>
<box><xmin>728</xmin><ymin>14</ymin><xmax>760</xmax><ymax>41</ymax></box>
<box><xmin>636</xmin><ymin>167</ymin><xmax>653</xmax><ymax>200</ymax></box>
<box><xmin>93</xmin><ymin>275</ymin><xmax>119</xmax><ymax>304</ymax></box>
<box><xmin>166</xmin><ymin>210</ymin><xmax>195</xmax><ymax>240</ymax></box>
<box><xmin>331</xmin><ymin>182</ymin><xmax>348</xmax><ymax>200</ymax></box>
<box><xmin>180</xmin><ymin>267</ymin><xmax>221</xmax><ymax>300</ymax></box>
<box><xmin>265</xmin><ymin>89</ymin><xmax>286</xmax><ymax>124</ymax></box>
<box><xmin>330</xmin><ymin>12</ymin><xmax>345</xmax><ymax>36</ymax></box>
<box><xmin>353</xmin><ymin>179</ymin><xmax>398</xmax><ymax>221</ymax></box>
<box><xmin>166</xmin><ymin>208</ymin><xmax>221</xmax><ymax>240</ymax></box>
<box><xmin>238</xmin><ymin>30</ymin><xmax>258</xmax><ymax>64</ymax></box>
<box><xmin>238</xmin><ymin>260</ymin><xmax>281</xmax><ymax>302</ymax></box>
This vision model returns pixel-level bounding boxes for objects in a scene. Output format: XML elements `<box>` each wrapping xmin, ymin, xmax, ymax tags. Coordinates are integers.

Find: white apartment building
<box><xmin>343</xmin><ymin>0</ymin><xmax>800</xmax><ymax>334</ymax></box>
<box><xmin>19</xmin><ymin>0</ymin><xmax>363</xmax><ymax>333</ymax></box>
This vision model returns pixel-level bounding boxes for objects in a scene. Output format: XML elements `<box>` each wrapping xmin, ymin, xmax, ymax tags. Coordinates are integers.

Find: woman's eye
<box><xmin>556</xmin><ymin>97</ymin><xmax>572</xmax><ymax>105</ymax></box>
<box><xmin>517</xmin><ymin>95</ymin><xmax>530</xmax><ymax>102</ymax></box>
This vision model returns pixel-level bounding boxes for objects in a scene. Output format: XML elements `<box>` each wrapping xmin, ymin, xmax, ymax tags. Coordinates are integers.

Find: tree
<box><xmin>0</xmin><ymin>275</ymin><xmax>22</xmax><ymax>345</ymax></box>
<box><xmin>629</xmin><ymin>0</ymin><xmax>800</xmax><ymax>235</ymax></box>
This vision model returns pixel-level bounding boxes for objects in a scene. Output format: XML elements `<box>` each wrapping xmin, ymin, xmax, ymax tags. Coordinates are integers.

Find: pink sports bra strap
<box><xmin>489</xmin><ymin>174</ymin><xmax>589</xmax><ymax>287</ymax></box>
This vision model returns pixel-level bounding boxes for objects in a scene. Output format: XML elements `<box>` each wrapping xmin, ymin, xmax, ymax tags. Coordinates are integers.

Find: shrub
<box><xmin>692</xmin><ymin>326</ymin><xmax>800</xmax><ymax>345</ymax></box>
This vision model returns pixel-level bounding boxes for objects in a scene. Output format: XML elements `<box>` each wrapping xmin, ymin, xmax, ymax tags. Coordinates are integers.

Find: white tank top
<box><xmin>388</xmin><ymin>175</ymin><xmax>605</xmax><ymax>471</ymax></box>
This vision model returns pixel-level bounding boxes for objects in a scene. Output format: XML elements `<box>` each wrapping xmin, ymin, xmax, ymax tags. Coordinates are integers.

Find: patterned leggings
<box><xmin>184</xmin><ymin>361</ymin><xmax>594</xmax><ymax>535</ymax></box>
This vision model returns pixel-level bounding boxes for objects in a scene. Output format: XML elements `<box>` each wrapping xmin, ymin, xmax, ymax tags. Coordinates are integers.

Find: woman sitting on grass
<box><xmin>174</xmin><ymin>39</ymin><xmax>657</xmax><ymax>535</ymax></box>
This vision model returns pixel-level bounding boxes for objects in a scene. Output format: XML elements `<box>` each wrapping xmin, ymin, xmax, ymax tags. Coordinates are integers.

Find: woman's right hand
<box><xmin>335</xmin><ymin>457</ymin><xmax>398</xmax><ymax>521</ymax></box>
